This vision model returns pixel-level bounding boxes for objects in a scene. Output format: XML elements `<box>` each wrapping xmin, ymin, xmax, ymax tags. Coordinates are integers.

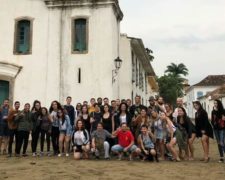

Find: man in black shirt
<box><xmin>130</xmin><ymin>95</ymin><xmax>146</xmax><ymax>119</ymax></box>
<box><xmin>64</xmin><ymin>96</ymin><xmax>75</xmax><ymax>129</ymax></box>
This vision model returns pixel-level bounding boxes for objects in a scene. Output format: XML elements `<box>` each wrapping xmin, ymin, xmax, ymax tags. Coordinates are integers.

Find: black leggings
<box><xmin>51</xmin><ymin>126</ymin><xmax>59</xmax><ymax>154</ymax></box>
<box><xmin>16</xmin><ymin>131</ymin><xmax>29</xmax><ymax>155</ymax></box>
<box><xmin>31</xmin><ymin>127</ymin><xmax>40</xmax><ymax>153</ymax></box>
<box><xmin>40</xmin><ymin>129</ymin><xmax>51</xmax><ymax>152</ymax></box>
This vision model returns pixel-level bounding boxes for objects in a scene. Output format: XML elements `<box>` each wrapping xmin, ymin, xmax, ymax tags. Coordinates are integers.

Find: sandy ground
<box><xmin>0</xmin><ymin>139</ymin><xmax>224</xmax><ymax>180</ymax></box>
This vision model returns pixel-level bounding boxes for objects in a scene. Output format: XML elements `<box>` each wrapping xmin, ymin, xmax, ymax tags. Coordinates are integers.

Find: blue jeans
<box><xmin>214</xmin><ymin>129</ymin><xmax>225</xmax><ymax>157</ymax></box>
<box><xmin>214</xmin><ymin>129</ymin><xmax>225</xmax><ymax>146</ymax></box>
<box><xmin>111</xmin><ymin>144</ymin><xmax>137</xmax><ymax>153</ymax></box>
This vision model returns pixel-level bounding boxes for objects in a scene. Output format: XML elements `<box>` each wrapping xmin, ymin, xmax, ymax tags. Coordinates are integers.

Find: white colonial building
<box><xmin>0</xmin><ymin>0</ymin><xmax>158</xmax><ymax>106</ymax></box>
<box><xmin>185</xmin><ymin>75</ymin><xmax>225</xmax><ymax>118</ymax></box>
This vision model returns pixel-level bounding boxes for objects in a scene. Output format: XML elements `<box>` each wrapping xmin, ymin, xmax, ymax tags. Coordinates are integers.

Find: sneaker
<box><xmin>32</xmin><ymin>153</ymin><xmax>37</xmax><ymax>157</ymax></box>
<box><xmin>118</xmin><ymin>154</ymin><xmax>122</xmax><ymax>161</ymax></box>
<box><xmin>58</xmin><ymin>153</ymin><xmax>62</xmax><ymax>157</ymax></box>
<box><xmin>218</xmin><ymin>158</ymin><xmax>224</xmax><ymax>163</ymax></box>
<box><xmin>7</xmin><ymin>154</ymin><xmax>12</xmax><ymax>158</ymax></box>
<box><xmin>22</xmin><ymin>154</ymin><xmax>28</xmax><ymax>157</ymax></box>
<box><xmin>66</xmin><ymin>153</ymin><xmax>69</xmax><ymax>157</ymax></box>
<box><xmin>47</xmin><ymin>152</ymin><xmax>51</xmax><ymax>157</ymax></box>
<box><xmin>39</xmin><ymin>152</ymin><xmax>44</xmax><ymax>157</ymax></box>
<box><xmin>129</xmin><ymin>155</ymin><xmax>133</xmax><ymax>161</ymax></box>
<box><xmin>105</xmin><ymin>157</ymin><xmax>110</xmax><ymax>160</ymax></box>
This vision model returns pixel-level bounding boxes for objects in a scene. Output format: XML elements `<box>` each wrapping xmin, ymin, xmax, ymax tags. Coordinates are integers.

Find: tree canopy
<box><xmin>157</xmin><ymin>63</ymin><xmax>189</xmax><ymax>105</ymax></box>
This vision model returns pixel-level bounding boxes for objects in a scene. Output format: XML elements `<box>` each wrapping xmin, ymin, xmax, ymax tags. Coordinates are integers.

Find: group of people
<box><xmin>0</xmin><ymin>95</ymin><xmax>224</xmax><ymax>163</ymax></box>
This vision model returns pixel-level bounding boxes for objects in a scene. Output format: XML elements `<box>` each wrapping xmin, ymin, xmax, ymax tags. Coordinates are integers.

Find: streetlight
<box><xmin>112</xmin><ymin>57</ymin><xmax>122</xmax><ymax>83</ymax></box>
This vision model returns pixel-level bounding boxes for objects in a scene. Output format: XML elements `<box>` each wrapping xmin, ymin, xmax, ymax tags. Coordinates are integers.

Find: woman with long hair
<box><xmin>57</xmin><ymin>109</ymin><xmax>72</xmax><ymax>157</ymax></box>
<box><xmin>177</xmin><ymin>107</ymin><xmax>196</xmax><ymax>160</ymax></box>
<box><xmin>39</xmin><ymin>107</ymin><xmax>52</xmax><ymax>156</ymax></box>
<box><xmin>102</xmin><ymin>104</ymin><xmax>115</xmax><ymax>148</ymax></box>
<box><xmin>132</xmin><ymin>108</ymin><xmax>150</xmax><ymax>141</ymax></box>
<box><xmin>211</xmin><ymin>99</ymin><xmax>225</xmax><ymax>163</ymax></box>
<box><xmin>31</xmin><ymin>100</ymin><xmax>42</xmax><ymax>156</ymax></box>
<box><xmin>75</xmin><ymin>103</ymin><xmax>82</xmax><ymax>120</ymax></box>
<box><xmin>160</xmin><ymin>112</ymin><xmax>180</xmax><ymax>162</ymax></box>
<box><xmin>165</xmin><ymin>103</ymin><xmax>174</xmax><ymax>121</ymax></box>
<box><xmin>193</xmin><ymin>101</ymin><xmax>213</xmax><ymax>162</ymax></box>
<box><xmin>77</xmin><ymin>104</ymin><xmax>91</xmax><ymax>134</ymax></box>
<box><xmin>114</xmin><ymin>102</ymin><xmax>132</xmax><ymax>130</ymax></box>
<box><xmin>152</xmin><ymin>110</ymin><xmax>166</xmax><ymax>160</ymax></box>
<box><xmin>72</xmin><ymin>120</ymin><xmax>90</xmax><ymax>160</ymax></box>
<box><xmin>49</xmin><ymin>100</ymin><xmax>63</xmax><ymax>156</ymax></box>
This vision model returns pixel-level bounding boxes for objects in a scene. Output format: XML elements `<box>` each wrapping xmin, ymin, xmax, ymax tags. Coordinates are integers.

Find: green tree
<box><xmin>165</xmin><ymin>63</ymin><xmax>188</xmax><ymax>77</ymax></box>
<box><xmin>157</xmin><ymin>63</ymin><xmax>189</xmax><ymax>105</ymax></box>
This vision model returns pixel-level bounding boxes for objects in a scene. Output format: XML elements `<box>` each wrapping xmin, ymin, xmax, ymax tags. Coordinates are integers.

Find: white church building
<box><xmin>0</xmin><ymin>0</ymin><xmax>158</xmax><ymax>106</ymax></box>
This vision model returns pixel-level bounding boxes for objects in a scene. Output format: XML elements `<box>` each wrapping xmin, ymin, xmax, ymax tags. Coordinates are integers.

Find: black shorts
<box><xmin>74</xmin><ymin>145</ymin><xmax>83</xmax><ymax>153</ymax></box>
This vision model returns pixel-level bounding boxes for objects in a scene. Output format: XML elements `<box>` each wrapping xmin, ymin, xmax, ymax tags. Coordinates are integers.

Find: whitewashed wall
<box><xmin>186</xmin><ymin>86</ymin><xmax>219</xmax><ymax>118</ymax></box>
<box><xmin>0</xmin><ymin>0</ymin><xmax>120</xmax><ymax>107</ymax></box>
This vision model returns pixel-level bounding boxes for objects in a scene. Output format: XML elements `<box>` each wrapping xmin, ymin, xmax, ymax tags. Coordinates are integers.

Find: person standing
<box><xmin>58</xmin><ymin>109</ymin><xmax>72</xmax><ymax>157</ymax></box>
<box><xmin>88</xmin><ymin>98</ymin><xmax>96</xmax><ymax>114</ymax></box>
<box><xmin>130</xmin><ymin>96</ymin><xmax>145</xmax><ymax>119</ymax></box>
<box><xmin>114</xmin><ymin>102</ymin><xmax>132</xmax><ymax>130</ymax></box>
<box><xmin>0</xmin><ymin>99</ymin><xmax>10</xmax><ymax>155</ymax></box>
<box><xmin>160</xmin><ymin>112</ymin><xmax>180</xmax><ymax>162</ymax></box>
<box><xmin>102</xmin><ymin>104</ymin><xmax>115</xmax><ymax>148</ymax></box>
<box><xmin>31</xmin><ymin>100</ymin><xmax>42</xmax><ymax>156</ymax></box>
<box><xmin>49</xmin><ymin>101</ymin><xmax>63</xmax><ymax>156</ymax></box>
<box><xmin>211</xmin><ymin>99</ymin><xmax>225</xmax><ymax>163</ymax></box>
<box><xmin>90</xmin><ymin>103</ymin><xmax>102</xmax><ymax>133</ymax></box>
<box><xmin>15</xmin><ymin>103</ymin><xmax>32</xmax><ymax>157</ymax></box>
<box><xmin>177</xmin><ymin>107</ymin><xmax>196</xmax><ymax>160</ymax></box>
<box><xmin>193</xmin><ymin>101</ymin><xmax>213</xmax><ymax>162</ymax></box>
<box><xmin>64</xmin><ymin>96</ymin><xmax>75</xmax><ymax>129</ymax></box>
<box><xmin>7</xmin><ymin>101</ymin><xmax>20</xmax><ymax>157</ymax></box>
<box><xmin>39</xmin><ymin>107</ymin><xmax>52</xmax><ymax>156</ymax></box>
<box><xmin>131</xmin><ymin>107</ymin><xmax>150</xmax><ymax>141</ymax></box>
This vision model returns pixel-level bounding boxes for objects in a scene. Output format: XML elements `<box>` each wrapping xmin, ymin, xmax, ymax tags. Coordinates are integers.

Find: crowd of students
<box><xmin>0</xmin><ymin>96</ymin><xmax>224</xmax><ymax>163</ymax></box>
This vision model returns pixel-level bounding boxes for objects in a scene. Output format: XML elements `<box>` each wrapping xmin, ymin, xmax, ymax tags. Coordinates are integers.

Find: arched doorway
<box><xmin>0</xmin><ymin>62</ymin><xmax>22</xmax><ymax>104</ymax></box>
<box><xmin>0</xmin><ymin>80</ymin><xmax>9</xmax><ymax>104</ymax></box>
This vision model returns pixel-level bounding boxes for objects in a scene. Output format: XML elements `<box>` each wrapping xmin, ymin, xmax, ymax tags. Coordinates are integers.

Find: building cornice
<box><xmin>44</xmin><ymin>0</ymin><xmax>123</xmax><ymax>20</ymax></box>
<box><xmin>0</xmin><ymin>62</ymin><xmax>22</xmax><ymax>78</ymax></box>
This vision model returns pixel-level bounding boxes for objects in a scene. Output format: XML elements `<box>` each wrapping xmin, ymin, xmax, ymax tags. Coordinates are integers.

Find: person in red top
<box><xmin>112</xmin><ymin>123</ymin><xmax>140</xmax><ymax>160</ymax></box>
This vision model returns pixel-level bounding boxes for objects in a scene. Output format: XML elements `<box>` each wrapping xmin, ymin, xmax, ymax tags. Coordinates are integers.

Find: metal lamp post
<box><xmin>112</xmin><ymin>57</ymin><xmax>122</xmax><ymax>83</ymax></box>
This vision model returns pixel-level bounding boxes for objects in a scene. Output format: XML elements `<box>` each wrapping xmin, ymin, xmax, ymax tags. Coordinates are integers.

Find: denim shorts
<box><xmin>0</xmin><ymin>123</ymin><xmax>9</xmax><ymax>137</ymax></box>
<box><xmin>111</xmin><ymin>144</ymin><xmax>138</xmax><ymax>153</ymax></box>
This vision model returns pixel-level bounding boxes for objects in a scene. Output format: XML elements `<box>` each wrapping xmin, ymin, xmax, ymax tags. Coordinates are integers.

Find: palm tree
<box><xmin>165</xmin><ymin>63</ymin><xmax>188</xmax><ymax>77</ymax></box>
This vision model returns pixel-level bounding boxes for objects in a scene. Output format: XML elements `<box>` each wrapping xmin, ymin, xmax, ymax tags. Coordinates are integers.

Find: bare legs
<box><xmin>58</xmin><ymin>134</ymin><xmax>71</xmax><ymax>156</ymax></box>
<box><xmin>201</xmin><ymin>135</ymin><xmax>210</xmax><ymax>162</ymax></box>
<box><xmin>166</xmin><ymin>138</ymin><xmax>180</xmax><ymax>161</ymax></box>
<box><xmin>188</xmin><ymin>133</ymin><xmax>196</xmax><ymax>160</ymax></box>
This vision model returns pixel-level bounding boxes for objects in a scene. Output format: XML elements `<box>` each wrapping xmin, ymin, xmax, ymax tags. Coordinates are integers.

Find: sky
<box><xmin>119</xmin><ymin>0</ymin><xmax>225</xmax><ymax>85</ymax></box>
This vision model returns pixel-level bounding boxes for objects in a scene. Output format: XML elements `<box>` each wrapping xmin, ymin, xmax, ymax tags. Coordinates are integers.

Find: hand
<box><xmin>90</xmin><ymin>118</ymin><xmax>95</xmax><ymax>123</ymax></box>
<box><xmin>3</xmin><ymin>116</ymin><xmax>8</xmax><ymax>119</ymax></box>
<box><xmin>201</xmin><ymin>130</ymin><xmax>205</xmax><ymax>134</ymax></box>
<box><xmin>123</xmin><ymin>147</ymin><xmax>128</xmax><ymax>152</ymax></box>
<box><xmin>144</xmin><ymin>150</ymin><xmax>149</xmax><ymax>155</ymax></box>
